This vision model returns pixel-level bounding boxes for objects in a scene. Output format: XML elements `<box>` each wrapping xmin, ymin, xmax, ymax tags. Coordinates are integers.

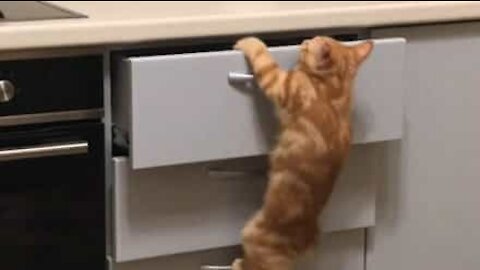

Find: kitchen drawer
<box><xmin>115</xmin><ymin>246</ymin><xmax>241</xmax><ymax>270</ymax></box>
<box><xmin>113</xmin><ymin>38</ymin><xmax>405</xmax><ymax>169</ymax></box>
<box><xmin>114</xmin><ymin>230</ymin><xmax>365</xmax><ymax>270</ymax></box>
<box><xmin>113</xmin><ymin>144</ymin><xmax>382</xmax><ymax>262</ymax></box>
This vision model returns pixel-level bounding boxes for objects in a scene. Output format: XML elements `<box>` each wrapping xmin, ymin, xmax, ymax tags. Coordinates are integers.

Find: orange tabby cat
<box><xmin>231</xmin><ymin>36</ymin><xmax>373</xmax><ymax>270</ymax></box>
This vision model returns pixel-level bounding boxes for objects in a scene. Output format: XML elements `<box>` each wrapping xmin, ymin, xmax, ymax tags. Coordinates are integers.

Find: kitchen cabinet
<box><xmin>367</xmin><ymin>22</ymin><xmax>480</xmax><ymax>270</ymax></box>
<box><xmin>110</xmin><ymin>34</ymin><xmax>406</xmax><ymax>268</ymax></box>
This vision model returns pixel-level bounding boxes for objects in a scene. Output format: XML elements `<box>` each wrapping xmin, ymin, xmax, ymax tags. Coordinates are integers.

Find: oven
<box><xmin>0</xmin><ymin>55</ymin><xmax>105</xmax><ymax>270</ymax></box>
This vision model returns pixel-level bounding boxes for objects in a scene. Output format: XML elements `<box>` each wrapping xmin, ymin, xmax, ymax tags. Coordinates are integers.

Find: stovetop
<box><xmin>0</xmin><ymin>1</ymin><xmax>86</xmax><ymax>22</ymax></box>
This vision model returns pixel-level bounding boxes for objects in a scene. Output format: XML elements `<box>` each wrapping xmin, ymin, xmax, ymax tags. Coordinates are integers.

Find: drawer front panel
<box><xmin>113</xmin><ymin>143</ymin><xmax>382</xmax><ymax>262</ymax></box>
<box><xmin>114</xmin><ymin>38</ymin><xmax>405</xmax><ymax>169</ymax></box>
<box><xmin>114</xmin><ymin>230</ymin><xmax>365</xmax><ymax>270</ymax></box>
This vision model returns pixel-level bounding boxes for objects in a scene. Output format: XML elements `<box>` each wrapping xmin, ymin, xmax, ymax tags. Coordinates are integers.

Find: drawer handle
<box><xmin>228</xmin><ymin>72</ymin><xmax>255</xmax><ymax>87</ymax></box>
<box><xmin>206</xmin><ymin>168</ymin><xmax>266</xmax><ymax>178</ymax></box>
<box><xmin>201</xmin><ymin>266</ymin><xmax>232</xmax><ymax>270</ymax></box>
<box><xmin>0</xmin><ymin>141</ymin><xmax>89</xmax><ymax>162</ymax></box>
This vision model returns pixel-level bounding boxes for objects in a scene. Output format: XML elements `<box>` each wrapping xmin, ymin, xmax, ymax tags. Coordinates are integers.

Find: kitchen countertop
<box><xmin>0</xmin><ymin>1</ymin><xmax>480</xmax><ymax>51</ymax></box>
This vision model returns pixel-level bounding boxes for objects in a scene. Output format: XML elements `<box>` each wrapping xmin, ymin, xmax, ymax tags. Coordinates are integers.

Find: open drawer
<box><xmin>113</xmin><ymin>144</ymin><xmax>383</xmax><ymax>262</ymax></box>
<box><xmin>113</xmin><ymin>38</ymin><xmax>405</xmax><ymax>169</ymax></box>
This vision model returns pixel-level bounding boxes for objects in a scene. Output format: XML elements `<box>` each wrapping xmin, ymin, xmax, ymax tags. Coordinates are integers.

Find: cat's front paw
<box><xmin>232</xmin><ymin>258</ymin><xmax>244</xmax><ymax>270</ymax></box>
<box><xmin>234</xmin><ymin>37</ymin><xmax>267</xmax><ymax>55</ymax></box>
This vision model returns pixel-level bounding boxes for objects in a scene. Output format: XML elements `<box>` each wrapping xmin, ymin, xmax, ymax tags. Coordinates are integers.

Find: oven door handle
<box><xmin>0</xmin><ymin>141</ymin><xmax>89</xmax><ymax>162</ymax></box>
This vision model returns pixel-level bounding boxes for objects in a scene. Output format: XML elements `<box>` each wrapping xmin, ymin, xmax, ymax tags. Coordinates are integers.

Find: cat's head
<box><xmin>299</xmin><ymin>36</ymin><xmax>373</xmax><ymax>80</ymax></box>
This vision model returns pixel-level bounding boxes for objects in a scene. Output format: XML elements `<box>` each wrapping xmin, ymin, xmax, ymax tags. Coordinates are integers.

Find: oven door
<box><xmin>0</xmin><ymin>122</ymin><xmax>105</xmax><ymax>270</ymax></box>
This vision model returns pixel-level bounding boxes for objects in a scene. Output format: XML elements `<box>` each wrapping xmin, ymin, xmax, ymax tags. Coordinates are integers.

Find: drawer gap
<box><xmin>114</xmin><ymin>30</ymin><xmax>367</xmax><ymax>58</ymax></box>
<box><xmin>112</xmin><ymin>124</ymin><xmax>129</xmax><ymax>156</ymax></box>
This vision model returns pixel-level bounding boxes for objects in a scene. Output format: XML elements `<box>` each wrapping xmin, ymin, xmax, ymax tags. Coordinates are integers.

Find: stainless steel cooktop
<box><xmin>0</xmin><ymin>1</ymin><xmax>86</xmax><ymax>22</ymax></box>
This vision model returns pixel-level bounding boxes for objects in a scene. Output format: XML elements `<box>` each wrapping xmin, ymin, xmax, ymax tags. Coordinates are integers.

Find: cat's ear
<box><xmin>300</xmin><ymin>39</ymin><xmax>309</xmax><ymax>49</ymax></box>
<box><xmin>353</xmin><ymin>40</ymin><xmax>373</xmax><ymax>64</ymax></box>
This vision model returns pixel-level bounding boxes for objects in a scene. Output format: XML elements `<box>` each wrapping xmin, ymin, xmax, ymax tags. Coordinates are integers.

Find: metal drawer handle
<box><xmin>201</xmin><ymin>266</ymin><xmax>232</xmax><ymax>270</ymax></box>
<box><xmin>206</xmin><ymin>168</ymin><xmax>266</xmax><ymax>178</ymax></box>
<box><xmin>0</xmin><ymin>141</ymin><xmax>89</xmax><ymax>162</ymax></box>
<box><xmin>228</xmin><ymin>72</ymin><xmax>255</xmax><ymax>87</ymax></box>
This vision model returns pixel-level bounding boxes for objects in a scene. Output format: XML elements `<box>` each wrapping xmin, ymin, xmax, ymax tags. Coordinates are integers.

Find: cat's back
<box><xmin>273</xmin><ymin>75</ymin><xmax>350</xmax><ymax>169</ymax></box>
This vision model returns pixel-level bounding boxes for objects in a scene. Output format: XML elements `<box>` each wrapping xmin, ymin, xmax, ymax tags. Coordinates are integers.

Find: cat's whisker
<box><xmin>200</xmin><ymin>265</ymin><xmax>233</xmax><ymax>270</ymax></box>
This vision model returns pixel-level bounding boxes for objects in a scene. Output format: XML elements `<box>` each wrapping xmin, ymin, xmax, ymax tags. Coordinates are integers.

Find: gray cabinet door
<box><xmin>113</xmin><ymin>38</ymin><xmax>405</xmax><ymax>169</ymax></box>
<box><xmin>368</xmin><ymin>22</ymin><xmax>480</xmax><ymax>270</ymax></box>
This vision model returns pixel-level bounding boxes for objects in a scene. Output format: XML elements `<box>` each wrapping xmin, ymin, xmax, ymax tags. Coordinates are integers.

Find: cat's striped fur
<box><xmin>232</xmin><ymin>36</ymin><xmax>373</xmax><ymax>270</ymax></box>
